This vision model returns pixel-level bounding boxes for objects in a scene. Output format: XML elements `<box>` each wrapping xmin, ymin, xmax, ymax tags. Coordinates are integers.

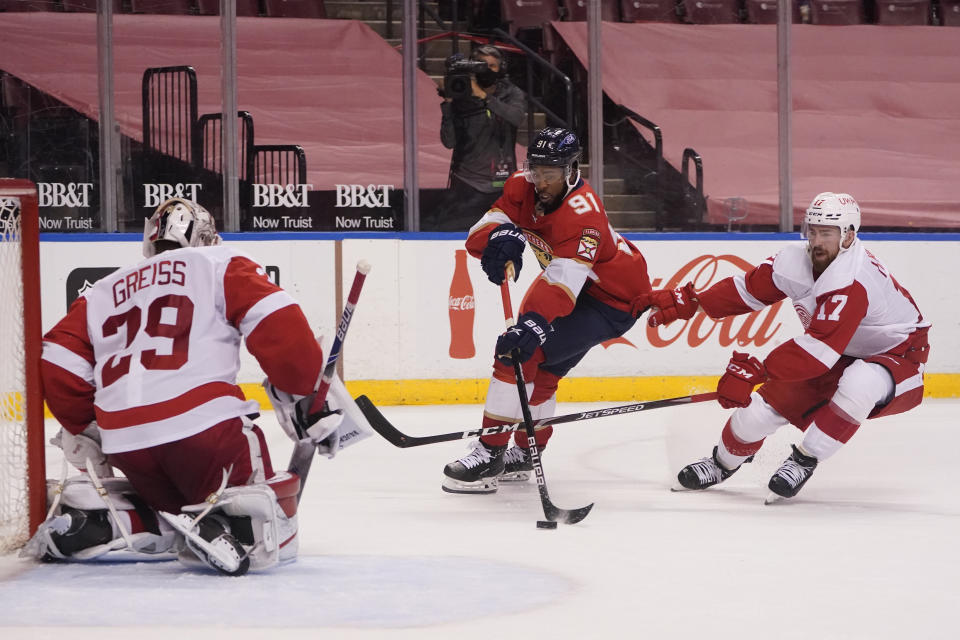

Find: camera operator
<box><xmin>430</xmin><ymin>45</ymin><xmax>525</xmax><ymax>231</ymax></box>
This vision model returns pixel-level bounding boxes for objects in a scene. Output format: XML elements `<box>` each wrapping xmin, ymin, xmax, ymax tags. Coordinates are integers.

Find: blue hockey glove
<box><xmin>481</xmin><ymin>223</ymin><xmax>525</xmax><ymax>285</ymax></box>
<box><xmin>496</xmin><ymin>312</ymin><xmax>552</xmax><ymax>364</ymax></box>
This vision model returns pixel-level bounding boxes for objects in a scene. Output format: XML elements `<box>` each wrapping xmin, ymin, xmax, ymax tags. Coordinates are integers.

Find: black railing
<box><xmin>251</xmin><ymin>145</ymin><xmax>307</xmax><ymax>186</ymax></box>
<box><xmin>141</xmin><ymin>66</ymin><xmax>198</xmax><ymax>166</ymax></box>
<box><xmin>197</xmin><ymin>111</ymin><xmax>255</xmax><ymax>180</ymax></box>
<box><xmin>682</xmin><ymin>147</ymin><xmax>705</xmax><ymax>225</ymax></box>
<box><xmin>493</xmin><ymin>28</ymin><xmax>573</xmax><ymax>133</ymax></box>
<box><xmin>614</xmin><ymin>105</ymin><xmax>663</xmax><ymax>229</ymax></box>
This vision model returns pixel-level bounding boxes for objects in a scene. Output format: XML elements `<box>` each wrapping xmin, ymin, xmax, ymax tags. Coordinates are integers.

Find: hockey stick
<box><xmin>288</xmin><ymin>260</ymin><xmax>371</xmax><ymax>502</ymax></box>
<box><xmin>500</xmin><ymin>262</ymin><xmax>593</xmax><ymax>526</ymax></box>
<box><xmin>355</xmin><ymin>391</ymin><xmax>717</xmax><ymax>449</ymax></box>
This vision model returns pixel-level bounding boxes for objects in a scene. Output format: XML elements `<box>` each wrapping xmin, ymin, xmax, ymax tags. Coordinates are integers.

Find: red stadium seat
<box><xmin>262</xmin><ymin>0</ymin><xmax>325</xmax><ymax>17</ymax></box>
<box><xmin>0</xmin><ymin>0</ymin><xmax>57</xmax><ymax>10</ymax></box>
<box><xmin>681</xmin><ymin>0</ymin><xmax>740</xmax><ymax>22</ymax></box>
<box><xmin>500</xmin><ymin>0</ymin><xmax>561</xmax><ymax>33</ymax></box>
<box><xmin>564</xmin><ymin>0</ymin><xmax>621</xmax><ymax>20</ymax></box>
<box><xmin>875</xmin><ymin>0</ymin><xmax>929</xmax><ymax>24</ymax></box>
<box><xmin>620</xmin><ymin>0</ymin><xmax>679</xmax><ymax>21</ymax></box>
<box><xmin>195</xmin><ymin>0</ymin><xmax>261</xmax><ymax>14</ymax></box>
<box><xmin>744</xmin><ymin>0</ymin><xmax>804</xmax><ymax>23</ymax></box>
<box><xmin>809</xmin><ymin>0</ymin><xmax>865</xmax><ymax>23</ymax></box>
<box><xmin>129</xmin><ymin>0</ymin><xmax>194</xmax><ymax>14</ymax></box>
<box><xmin>941</xmin><ymin>0</ymin><xmax>960</xmax><ymax>24</ymax></box>
<box><xmin>61</xmin><ymin>0</ymin><xmax>122</xmax><ymax>10</ymax></box>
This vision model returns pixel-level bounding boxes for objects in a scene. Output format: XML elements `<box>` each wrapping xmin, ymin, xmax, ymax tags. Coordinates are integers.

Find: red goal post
<box><xmin>0</xmin><ymin>179</ymin><xmax>45</xmax><ymax>554</ymax></box>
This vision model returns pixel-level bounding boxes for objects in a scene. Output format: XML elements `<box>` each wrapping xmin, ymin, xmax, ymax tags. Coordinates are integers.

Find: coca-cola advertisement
<box><xmin>448</xmin><ymin>249</ymin><xmax>476</xmax><ymax>359</ymax></box>
<box><xmin>36</xmin><ymin>238</ymin><xmax>949</xmax><ymax>387</ymax></box>
<box><xmin>645</xmin><ymin>253</ymin><xmax>786</xmax><ymax>351</ymax></box>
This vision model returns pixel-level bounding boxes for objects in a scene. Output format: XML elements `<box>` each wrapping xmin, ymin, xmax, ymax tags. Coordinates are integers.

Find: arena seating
<box><xmin>619</xmin><ymin>0</ymin><xmax>679</xmax><ymax>22</ymax></box>
<box><xmin>563</xmin><ymin>0</ymin><xmax>621</xmax><ymax>21</ymax></box>
<box><xmin>0</xmin><ymin>13</ymin><xmax>451</xmax><ymax>190</ymax></box>
<box><xmin>875</xmin><ymin>0</ymin><xmax>931</xmax><ymax>24</ymax></box>
<box><xmin>808</xmin><ymin>0</ymin><xmax>866</xmax><ymax>24</ymax></box>
<box><xmin>743</xmin><ymin>0</ymin><xmax>805</xmax><ymax>23</ymax></box>
<box><xmin>194</xmin><ymin>0</ymin><xmax>260</xmax><ymax>14</ymax></box>
<box><xmin>680</xmin><ymin>0</ymin><xmax>740</xmax><ymax>23</ymax></box>
<box><xmin>552</xmin><ymin>21</ymin><xmax>960</xmax><ymax>228</ymax></box>
<box><xmin>0</xmin><ymin>0</ymin><xmax>953</xmax><ymax>26</ymax></box>
<box><xmin>262</xmin><ymin>0</ymin><xmax>324</xmax><ymax>18</ymax></box>
<box><xmin>129</xmin><ymin>0</ymin><xmax>193</xmax><ymax>14</ymax></box>
<box><xmin>500</xmin><ymin>0</ymin><xmax>561</xmax><ymax>35</ymax></box>
<box><xmin>942</xmin><ymin>0</ymin><xmax>960</xmax><ymax>24</ymax></box>
<box><xmin>61</xmin><ymin>0</ymin><xmax>122</xmax><ymax>10</ymax></box>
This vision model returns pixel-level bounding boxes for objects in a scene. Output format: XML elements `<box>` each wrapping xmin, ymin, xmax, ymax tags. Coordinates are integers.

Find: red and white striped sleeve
<box><xmin>223</xmin><ymin>256</ymin><xmax>322</xmax><ymax>396</ymax></box>
<box><xmin>698</xmin><ymin>258</ymin><xmax>787</xmax><ymax>319</ymax></box>
<box><xmin>764</xmin><ymin>281</ymin><xmax>869</xmax><ymax>381</ymax></box>
<box><xmin>41</xmin><ymin>296</ymin><xmax>96</xmax><ymax>435</ymax></box>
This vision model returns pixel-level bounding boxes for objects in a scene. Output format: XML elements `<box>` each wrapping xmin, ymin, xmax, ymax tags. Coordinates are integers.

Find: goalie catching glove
<box><xmin>264</xmin><ymin>380</ymin><xmax>344</xmax><ymax>458</ymax></box>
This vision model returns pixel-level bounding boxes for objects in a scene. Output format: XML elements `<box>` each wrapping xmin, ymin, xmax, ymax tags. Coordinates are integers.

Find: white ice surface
<box><xmin>2</xmin><ymin>399</ymin><xmax>959</xmax><ymax>640</ymax></box>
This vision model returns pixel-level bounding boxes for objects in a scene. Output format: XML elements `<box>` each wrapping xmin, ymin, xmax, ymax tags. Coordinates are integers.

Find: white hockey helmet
<box><xmin>802</xmin><ymin>192</ymin><xmax>861</xmax><ymax>238</ymax></box>
<box><xmin>143</xmin><ymin>197</ymin><xmax>222</xmax><ymax>258</ymax></box>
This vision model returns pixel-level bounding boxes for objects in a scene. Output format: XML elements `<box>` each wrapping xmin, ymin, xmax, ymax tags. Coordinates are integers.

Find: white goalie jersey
<box><xmin>41</xmin><ymin>245</ymin><xmax>324</xmax><ymax>454</ymax></box>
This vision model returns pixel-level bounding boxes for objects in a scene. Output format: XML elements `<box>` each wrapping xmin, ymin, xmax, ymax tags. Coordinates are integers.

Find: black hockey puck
<box><xmin>536</xmin><ymin>520</ymin><xmax>558</xmax><ymax>530</ymax></box>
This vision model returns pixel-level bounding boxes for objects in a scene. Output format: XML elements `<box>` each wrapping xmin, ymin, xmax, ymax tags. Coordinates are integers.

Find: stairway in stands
<box><xmin>324</xmin><ymin>1</ymin><xmax>663</xmax><ymax>230</ymax></box>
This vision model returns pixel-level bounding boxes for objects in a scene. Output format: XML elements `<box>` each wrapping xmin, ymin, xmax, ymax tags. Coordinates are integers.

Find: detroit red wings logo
<box><xmin>794</xmin><ymin>303</ymin><xmax>812</xmax><ymax>329</ymax></box>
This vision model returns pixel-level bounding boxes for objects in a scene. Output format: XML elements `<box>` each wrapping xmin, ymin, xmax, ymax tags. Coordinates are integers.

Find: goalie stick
<box><xmin>499</xmin><ymin>263</ymin><xmax>592</xmax><ymax>526</ymax></box>
<box><xmin>288</xmin><ymin>260</ymin><xmax>371</xmax><ymax>502</ymax></box>
<box><xmin>355</xmin><ymin>391</ymin><xmax>718</xmax><ymax>448</ymax></box>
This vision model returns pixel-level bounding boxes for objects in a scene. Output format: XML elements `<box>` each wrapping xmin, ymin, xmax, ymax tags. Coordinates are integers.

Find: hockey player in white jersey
<box><xmin>645</xmin><ymin>193</ymin><xmax>930</xmax><ymax>501</ymax></box>
<box><xmin>24</xmin><ymin>198</ymin><xmax>348</xmax><ymax>574</ymax></box>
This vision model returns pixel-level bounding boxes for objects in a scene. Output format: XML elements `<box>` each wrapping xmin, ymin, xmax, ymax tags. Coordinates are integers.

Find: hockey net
<box><xmin>0</xmin><ymin>179</ymin><xmax>44</xmax><ymax>554</ymax></box>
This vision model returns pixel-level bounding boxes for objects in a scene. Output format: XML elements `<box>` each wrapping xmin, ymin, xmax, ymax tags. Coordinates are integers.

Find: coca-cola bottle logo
<box><xmin>449</xmin><ymin>249</ymin><xmax>476</xmax><ymax>359</ymax></box>
<box><xmin>449</xmin><ymin>295</ymin><xmax>475</xmax><ymax>310</ymax></box>
<box><xmin>647</xmin><ymin>254</ymin><xmax>785</xmax><ymax>349</ymax></box>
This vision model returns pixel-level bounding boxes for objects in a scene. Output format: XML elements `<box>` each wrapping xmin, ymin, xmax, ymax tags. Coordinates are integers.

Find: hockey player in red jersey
<box><xmin>647</xmin><ymin>193</ymin><xmax>930</xmax><ymax>501</ymax></box>
<box><xmin>442</xmin><ymin>127</ymin><xmax>652</xmax><ymax>493</ymax></box>
<box><xmin>25</xmin><ymin>198</ymin><xmax>346</xmax><ymax>575</ymax></box>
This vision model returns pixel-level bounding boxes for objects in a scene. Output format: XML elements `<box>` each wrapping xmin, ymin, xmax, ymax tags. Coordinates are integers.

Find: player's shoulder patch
<box><xmin>576</xmin><ymin>229</ymin><xmax>600</xmax><ymax>262</ymax></box>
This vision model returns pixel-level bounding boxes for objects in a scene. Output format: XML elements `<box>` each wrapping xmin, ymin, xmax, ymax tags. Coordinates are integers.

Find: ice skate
<box><xmin>162</xmin><ymin>512</ymin><xmax>250</xmax><ymax>576</ymax></box>
<box><xmin>765</xmin><ymin>444</ymin><xmax>818</xmax><ymax>504</ymax></box>
<box><xmin>442</xmin><ymin>440</ymin><xmax>506</xmax><ymax>494</ymax></box>
<box><xmin>674</xmin><ymin>446</ymin><xmax>751</xmax><ymax>491</ymax></box>
<box><xmin>499</xmin><ymin>444</ymin><xmax>544</xmax><ymax>482</ymax></box>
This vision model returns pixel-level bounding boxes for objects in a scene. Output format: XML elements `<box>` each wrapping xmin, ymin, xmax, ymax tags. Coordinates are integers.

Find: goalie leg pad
<box><xmin>175</xmin><ymin>475</ymin><xmax>300</xmax><ymax>573</ymax></box>
<box><xmin>21</xmin><ymin>477</ymin><xmax>177</xmax><ymax>561</ymax></box>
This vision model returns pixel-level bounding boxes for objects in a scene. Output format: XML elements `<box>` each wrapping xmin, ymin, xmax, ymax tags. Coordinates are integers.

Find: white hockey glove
<box><xmin>264</xmin><ymin>379</ymin><xmax>344</xmax><ymax>458</ymax></box>
<box><xmin>51</xmin><ymin>422</ymin><xmax>114</xmax><ymax>478</ymax></box>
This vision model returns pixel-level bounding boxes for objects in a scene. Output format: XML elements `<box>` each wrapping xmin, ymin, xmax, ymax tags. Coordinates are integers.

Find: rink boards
<box><xmin>38</xmin><ymin>233</ymin><xmax>959</xmax><ymax>405</ymax></box>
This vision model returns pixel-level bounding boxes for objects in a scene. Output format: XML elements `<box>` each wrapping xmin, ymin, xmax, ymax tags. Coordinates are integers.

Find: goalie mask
<box><xmin>143</xmin><ymin>198</ymin><xmax>222</xmax><ymax>258</ymax></box>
